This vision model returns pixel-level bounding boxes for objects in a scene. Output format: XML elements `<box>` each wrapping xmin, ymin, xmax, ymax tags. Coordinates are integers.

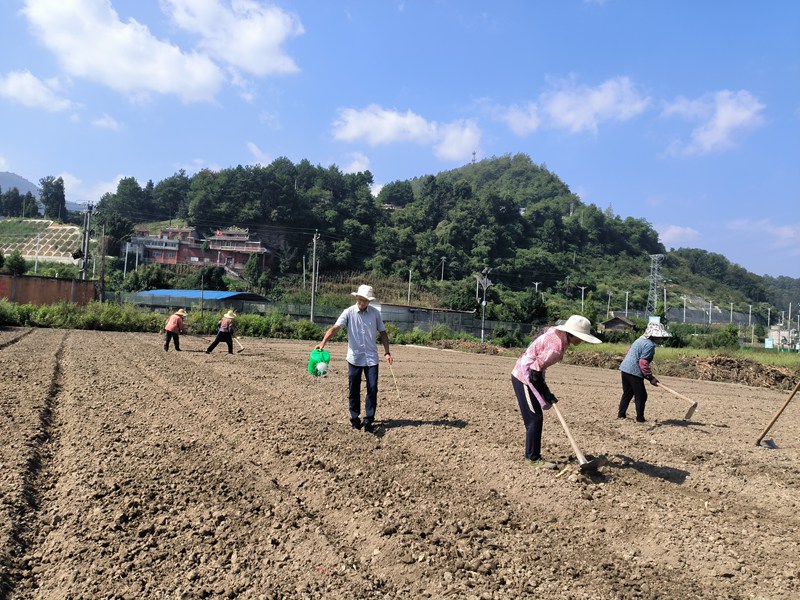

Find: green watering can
<box><xmin>308</xmin><ymin>348</ymin><xmax>331</xmax><ymax>377</ymax></box>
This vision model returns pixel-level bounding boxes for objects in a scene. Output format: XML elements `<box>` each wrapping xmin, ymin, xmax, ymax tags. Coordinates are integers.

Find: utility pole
<box><xmin>708</xmin><ymin>299</ymin><xmax>713</xmax><ymax>325</ymax></box>
<box><xmin>625</xmin><ymin>291</ymin><xmax>630</xmax><ymax>317</ymax></box>
<box><xmin>99</xmin><ymin>226</ymin><xmax>106</xmax><ymax>303</ymax></box>
<box><xmin>681</xmin><ymin>296</ymin><xmax>687</xmax><ymax>323</ymax></box>
<box><xmin>606</xmin><ymin>291</ymin><xmax>612</xmax><ymax>319</ymax></box>
<box><xmin>80</xmin><ymin>203</ymin><xmax>93</xmax><ymax>280</ymax></box>
<box><xmin>440</xmin><ymin>256</ymin><xmax>446</xmax><ymax>281</ymax></box>
<box><xmin>123</xmin><ymin>242</ymin><xmax>129</xmax><ymax>278</ymax></box>
<box><xmin>748</xmin><ymin>304</ymin><xmax>752</xmax><ymax>328</ymax></box>
<box><xmin>533</xmin><ymin>282</ymin><xmax>541</xmax><ymax>293</ymax></box>
<box><xmin>310</xmin><ymin>230</ymin><xmax>319</xmax><ymax>323</ymax></box>
<box><xmin>578</xmin><ymin>286</ymin><xmax>588</xmax><ymax>314</ymax></box>
<box><xmin>407</xmin><ymin>269</ymin><xmax>412</xmax><ymax>304</ymax></box>
<box><xmin>475</xmin><ymin>268</ymin><xmax>493</xmax><ymax>343</ymax></box>
<box><xmin>730</xmin><ymin>303</ymin><xmax>734</xmax><ymax>323</ymax></box>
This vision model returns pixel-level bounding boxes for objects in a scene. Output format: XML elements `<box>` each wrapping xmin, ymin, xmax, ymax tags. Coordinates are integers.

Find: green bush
<box><xmin>0</xmin><ymin>298</ymin><xmax>18</xmax><ymax>325</ymax></box>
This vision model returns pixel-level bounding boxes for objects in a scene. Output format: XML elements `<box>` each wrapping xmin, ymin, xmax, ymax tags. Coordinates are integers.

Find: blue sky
<box><xmin>1</xmin><ymin>0</ymin><xmax>798</xmax><ymax>278</ymax></box>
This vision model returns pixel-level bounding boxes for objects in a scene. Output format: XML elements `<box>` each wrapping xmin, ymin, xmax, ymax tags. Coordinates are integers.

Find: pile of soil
<box><xmin>1</xmin><ymin>328</ymin><xmax>798</xmax><ymax>599</ymax></box>
<box><xmin>564</xmin><ymin>352</ymin><xmax>797</xmax><ymax>391</ymax></box>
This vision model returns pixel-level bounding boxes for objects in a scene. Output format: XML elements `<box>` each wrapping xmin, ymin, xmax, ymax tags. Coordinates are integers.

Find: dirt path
<box><xmin>1</xmin><ymin>329</ymin><xmax>798</xmax><ymax>599</ymax></box>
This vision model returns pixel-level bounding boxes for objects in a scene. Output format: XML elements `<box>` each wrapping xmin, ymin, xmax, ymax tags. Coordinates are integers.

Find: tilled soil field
<box><xmin>0</xmin><ymin>327</ymin><xmax>798</xmax><ymax>600</ymax></box>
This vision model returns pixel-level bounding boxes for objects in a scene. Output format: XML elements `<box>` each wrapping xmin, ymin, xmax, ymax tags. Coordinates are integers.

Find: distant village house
<box><xmin>127</xmin><ymin>227</ymin><xmax>272</xmax><ymax>273</ymax></box>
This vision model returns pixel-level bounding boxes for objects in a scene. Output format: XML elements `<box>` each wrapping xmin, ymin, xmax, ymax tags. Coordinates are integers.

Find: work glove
<box><xmin>649</xmin><ymin>377</ymin><xmax>659</xmax><ymax>386</ymax></box>
<box><xmin>547</xmin><ymin>392</ymin><xmax>558</xmax><ymax>404</ymax></box>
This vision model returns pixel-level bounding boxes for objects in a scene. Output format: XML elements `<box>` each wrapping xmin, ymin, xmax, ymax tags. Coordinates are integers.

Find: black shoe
<box><xmin>164</xmin><ymin>347</ymin><xmax>169</xmax><ymax>352</ymax></box>
<box><xmin>175</xmin><ymin>348</ymin><xmax>181</xmax><ymax>352</ymax></box>
<box><xmin>617</xmin><ymin>414</ymin><xmax>627</xmax><ymax>419</ymax></box>
<box><xmin>636</xmin><ymin>417</ymin><xmax>647</xmax><ymax>423</ymax></box>
<box><xmin>350</xmin><ymin>418</ymin><xmax>362</xmax><ymax>430</ymax></box>
<box><xmin>363</xmin><ymin>422</ymin><xmax>374</xmax><ymax>433</ymax></box>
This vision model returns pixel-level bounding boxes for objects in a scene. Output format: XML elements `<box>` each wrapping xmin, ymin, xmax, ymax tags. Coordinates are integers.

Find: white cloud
<box><xmin>727</xmin><ymin>218</ymin><xmax>800</xmax><ymax>254</ymax></box>
<box><xmin>434</xmin><ymin>120</ymin><xmax>480</xmax><ymax>161</ymax></box>
<box><xmin>500</xmin><ymin>102</ymin><xmax>540</xmax><ymax>136</ymax></box>
<box><xmin>540</xmin><ymin>76</ymin><xmax>651</xmax><ymax>134</ymax></box>
<box><xmin>21</xmin><ymin>0</ymin><xmax>225</xmax><ymax>103</ymax></box>
<box><xmin>0</xmin><ymin>156</ymin><xmax>9</xmax><ymax>170</ymax></box>
<box><xmin>162</xmin><ymin>0</ymin><xmax>304</xmax><ymax>77</ymax></box>
<box><xmin>662</xmin><ymin>90</ymin><xmax>765</xmax><ymax>156</ymax></box>
<box><xmin>343</xmin><ymin>152</ymin><xmax>370</xmax><ymax>174</ymax></box>
<box><xmin>656</xmin><ymin>224</ymin><xmax>701</xmax><ymax>247</ymax></box>
<box><xmin>91</xmin><ymin>113</ymin><xmax>121</xmax><ymax>131</ymax></box>
<box><xmin>58</xmin><ymin>171</ymin><xmax>123</xmax><ymax>205</ymax></box>
<box><xmin>332</xmin><ymin>104</ymin><xmax>480</xmax><ymax>162</ymax></box>
<box><xmin>0</xmin><ymin>69</ymin><xmax>74</xmax><ymax>111</ymax></box>
<box><xmin>246</xmin><ymin>141</ymin><xmax>270</xmax><ymax>165</ymax></box>
<box><xmin>333</xmin><ymin>105</ymin><xmax>438</xmax><ymax>145</ymax></box>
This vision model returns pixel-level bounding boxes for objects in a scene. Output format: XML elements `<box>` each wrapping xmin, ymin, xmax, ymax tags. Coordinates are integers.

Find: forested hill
<box><xmin>16</xmin><ymin>153</ymin><xmax>794</xmax><ymax>318</ymax></box>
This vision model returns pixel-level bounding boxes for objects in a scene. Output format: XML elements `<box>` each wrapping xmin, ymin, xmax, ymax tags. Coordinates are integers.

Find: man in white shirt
<box><xmin>317</xmin><ymin>284</ymin><xmax>393</xmax><ymax>433</ymax></box>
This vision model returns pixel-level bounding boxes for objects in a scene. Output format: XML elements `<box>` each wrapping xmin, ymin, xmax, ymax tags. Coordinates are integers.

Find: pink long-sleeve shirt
<box><xmin>165</xmin><ymin>314</ymin><xmax>186</xmax><ymax>334</ymax></box>
<box><xmin>511</xmin><ymin>327</ymin><xmax>569</xmax><ymax>410</ymax></box>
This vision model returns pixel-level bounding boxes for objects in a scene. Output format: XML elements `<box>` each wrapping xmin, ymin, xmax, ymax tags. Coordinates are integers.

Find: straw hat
<box><xmin>555</xmin><ymin>315</ymin><xmax>602</xmax><ymax>344</ymax></box>
<box><xmin>174</xmin><ymin>308</ymin><xmax>188</xmax><ymax>316</ymax></box>
<box><xmin>351</xmin><ymin>284</ymin><xmax>376</xmax><ymax>301</ymax></box>
<box><xmin>643</xmin><ymin>321</ymin><xmax>670</xmax><ymax>339</ymax></box>
<box><xmin>223</xmin><ymin>310</ymin><xmax>237</xmax><ymax>319</ymax></box>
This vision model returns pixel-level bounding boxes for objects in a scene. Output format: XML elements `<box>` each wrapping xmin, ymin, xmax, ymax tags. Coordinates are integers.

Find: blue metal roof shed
<box><xmin>123</xmin><ymin>289</ymin><xmax>268</xmax><ymax>314</ymax></box>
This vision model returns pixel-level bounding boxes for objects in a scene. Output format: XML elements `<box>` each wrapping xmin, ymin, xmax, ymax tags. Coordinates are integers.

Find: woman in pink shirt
<box><xmin>164</xmin><ymin>308</ymin><xmax>188</xmax><ymax>352</ymax></box>
<box><xmin>511</xmin><ymin>315</ymin><xmax>601</xmax><ymax>469</ymax></box>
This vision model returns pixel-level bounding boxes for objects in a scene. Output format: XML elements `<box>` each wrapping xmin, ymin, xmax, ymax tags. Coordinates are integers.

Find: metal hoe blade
<box><xmin>684</xmin><ymin>402</ymin><xmax>698</xmax><ymax>420</ymax></box>
<box><xmin>579</xmin><ymin>458</ymin><xmax>602</xmax><ymax>472</ymax></box>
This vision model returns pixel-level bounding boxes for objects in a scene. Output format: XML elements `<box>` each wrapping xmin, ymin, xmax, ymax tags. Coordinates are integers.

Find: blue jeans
<box><xmin>348</xmin><ymin>362</ymin><xmax>379</xmax><ymax>423</ymax></box>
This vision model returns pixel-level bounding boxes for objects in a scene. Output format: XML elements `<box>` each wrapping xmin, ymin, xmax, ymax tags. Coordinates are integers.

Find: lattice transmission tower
<box><xmin>645</xmin><ymin>254</ymin><xmax>665</xmax><ymax>318</ymax></box>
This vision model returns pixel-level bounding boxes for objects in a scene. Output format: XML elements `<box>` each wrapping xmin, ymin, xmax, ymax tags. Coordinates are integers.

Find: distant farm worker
<box><xmin>316</xmin><ymin>284</ymin><xmax>393</xmax><ymax>433</ymax></box>
<box><xmin>164</xmin><ymin>308</ymin><xmax>188</xmax><ymax>352</ymax></box>
<box><xmin>206</xmin><ymin>310</ymin><xmax>237</xmax><ymax>355</ymax></box>
<box><xmin>617</xmin><ymin>321</ymin><xmax>671</xmax><ymax>422</ymax></box>
<box><xmin>512</xmin><ymin>315</ymin><xmax>601</xmax><ymax>469</ymax></box>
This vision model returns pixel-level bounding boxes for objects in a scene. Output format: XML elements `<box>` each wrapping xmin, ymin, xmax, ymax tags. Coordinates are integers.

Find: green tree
<box><xmin>1</xmin><ymin>187</ymin><xmax>22</xmax><ymax>216</ymax></box>
<box><xmin>153</xmin><ymin>170</ymin><xmax>191</xmax><ymax>220</ymax></box>
<box><xmin>244</xmin><ymin>253</ymin><xmax>262</xmax><ymax>286</ymax></box>
<box><xmin>4</xmin><ymin>249</ymin><xmax>28</xmax><ymax>275</ymax></box>
<box><xmin>39</xmin><ymin>175</ymin><xmax>67</xmax><ymax>220</ymax></box>
<box><xmin>22</xmin><ymin>192</ymin><xmax>39</xmax><ymax>218</ymax></box>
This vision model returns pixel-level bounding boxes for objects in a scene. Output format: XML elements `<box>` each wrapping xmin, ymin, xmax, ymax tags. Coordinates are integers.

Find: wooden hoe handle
<box><xmin>657</xmin><ymin>382</ymin><xmax>695</xmax><ymax>405</ymax></box>
<box><xmin>755</xmin><ymin>379</ymin><xmax>800</xmax><ymax>446</ymax></box>
<box><xmin>551</xmin><ymin>403</ymin><xmax>588</xmax><ymax>464</ymax></box>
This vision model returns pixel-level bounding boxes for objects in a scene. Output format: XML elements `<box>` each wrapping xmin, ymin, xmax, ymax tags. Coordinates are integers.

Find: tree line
<box><xmin>3</xmin><ymin>154</ymin><xmax>797</xmax><ymax>325</ymax></box>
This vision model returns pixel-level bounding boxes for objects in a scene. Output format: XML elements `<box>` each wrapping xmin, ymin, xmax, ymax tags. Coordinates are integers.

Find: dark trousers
<box><xmin>619</xmin><ymin>372</ymin><xmax>648</xmax><ymax>420</ymax></box>
<box><xmin>348</xmin><ymin>362</ymin><xmax>379</xmax><ymax>423</ymax></box>
<box><xmin>207</xmin><ymin>332</ymin><xmax>233</xmax><ymax>354</ymax></box>
<box><xmin>164</xmin><ymin>331</ymin><xmax>181</xmax><ymax>351</ymax></box>
<box><xmin>512</xmin><ymin>376</ymin><xmax>544</xmax><ymax>460</ymax></box>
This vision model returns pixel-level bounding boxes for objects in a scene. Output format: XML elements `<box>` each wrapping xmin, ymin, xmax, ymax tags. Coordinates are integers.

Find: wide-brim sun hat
<box><xmin>555</xmin><ymin>315</ymin><xmax>602</xmax><ymax>344</ymax></box>
<box><xmin>223</xmin><ymin>310</ymin><xmax>237</xmax><ymax>319</ymax></box>
<box><xmin>175</xmin><ymin>308</ymin><xmax>188</xmax><ymax>316</ymax></box>
<box><xmin>351</xmin><ymin>284</ymin><xmax>377</xmax><ymax>301</ymax></box>
<box><xmin>643</xmin><ymin>321</ymin><xmax>671</xmax><ymax>339</ymax></box>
